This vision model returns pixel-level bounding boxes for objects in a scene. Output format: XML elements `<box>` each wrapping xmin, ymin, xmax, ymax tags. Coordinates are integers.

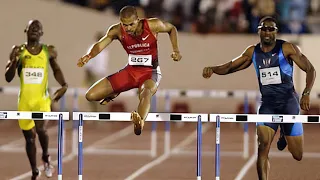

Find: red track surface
<box><xmin>0</xmin><ymin>121</ymin><xmax>319</xmax><ymax>180</ymax></box>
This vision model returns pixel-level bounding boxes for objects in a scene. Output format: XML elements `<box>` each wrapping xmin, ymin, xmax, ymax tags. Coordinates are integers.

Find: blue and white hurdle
<box><xmin>212</xmin><ymin>113</ymin><xmax>320</xmax><ymax>180</ymax></box>
<box><xmin>0</xmin><ymin>111</ymin><xmax>69</xmax><ymax>180</ymax></box>
<box><xmin>73</xmin><ymin>112</ymin><xmax>208</xmax><ymax>180</ymax></box>
<box><xmin>72</xmin><ymin>112</ymin><xmax>320</xmax><ymax>180</ymax></box>
<box><xmin>2</xmin><ymin>86</ymin><xmax>320</xmax><ymax>160</ymax></box>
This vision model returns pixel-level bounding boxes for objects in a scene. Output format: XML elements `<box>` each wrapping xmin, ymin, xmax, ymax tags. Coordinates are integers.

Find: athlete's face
<box><xmin>25</xmin><ymin>20</ymin><xmax>43</xmax><ymax>41</ymax></box>
<box><xmin>121</xmin><ymin>15</ymin><xmax>139</xmax><ymax>35</ymax></box>
<box><xmin>258</xmin><ymin>21</ymin><xmax>277</xmax><ymax>46</ymax></box>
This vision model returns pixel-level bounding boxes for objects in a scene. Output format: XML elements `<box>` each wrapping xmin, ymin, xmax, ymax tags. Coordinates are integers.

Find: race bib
<box><xmin>128</xmin><ymin>54</ymin><xmax>152</xmax><ymax>66</ymax></box>
<box><xmin>259</xmin><ymin>67</ymin><xmax>282</xmax><ymax>85</ymax></box>
<box><xmin>23</xmin><ymin>68</ymin><xmax>44</xmax><ymax>84</ymax></box>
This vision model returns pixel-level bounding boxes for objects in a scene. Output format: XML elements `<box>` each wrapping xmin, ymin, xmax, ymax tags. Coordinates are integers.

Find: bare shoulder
<box><xmin>243</xmin><ymin>45</ymin><xmax>255</xmax><ymax>57</ymax></box>
<box><xmin>146</xmin><ymin>18</ymin><xmax>162</xmax><ymax>26</ymax></box>
<box><xmin>47</xmin><ymin>44</ymin><xmax>58</xmax><ymax>59</ymax></box>
<box><xmin>108</xmin><ymin>23</ymin><xmax>121</xmax><ymax>34</ymax></box>
<box><xmin>282</xmin><ymin>41</ymin><xmax>301</xmax><ymax>56</ymax></box>
<box><xmin>146</xmin><ymin>17</ymin><xmax>173</xmax><ymax>33</ymax></box>
<box><xmin>147</xmin><ymin>17</ymin><xmax>161</xmax><ymax>22</ymax></box>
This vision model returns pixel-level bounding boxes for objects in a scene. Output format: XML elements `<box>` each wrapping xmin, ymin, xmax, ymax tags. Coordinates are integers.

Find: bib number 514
<box><xmin>261</xmin><ymin>71</ymin><xmax>278</xmax><ymax>77</ymax></box>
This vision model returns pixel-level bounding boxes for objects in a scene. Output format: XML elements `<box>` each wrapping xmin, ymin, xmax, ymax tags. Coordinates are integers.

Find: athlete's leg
<box><xmin>256</xmin><ymin>104</ymin><xmax>278</xmax><ymax>180</ymax></box>
<box><xmin>22</xmin><ymin>129</ymin><xmax>40</xmax><ymax>179</ymax></box>
<box><xmin>85</xmin><ymin>68</ymin><xmax>134</xmax><ymax>104</ymax></box>
<box><xmin>131</xmin><ymin>67</ymin><xmax>162</xmax><ymax>135</ymax></box>
<box><xmin>85</xmin><ymin>77</ymin><xmax>118</xmax><ymax>102</ymax></box>
<box><xmin>282</xmin><ymin>95</ymin><xmax>304</xmax><ymax>161</ymax></box>
<box><xmin>131</xmin><ymin>79</ymin><xmax>158</xmax><ymax>135</ymax></box>
<box><xmin>18</xmin><ymin>103</ymin><xmax>40</xmax><ymax>179</ymax></box>
<box><xmin>285</xmin><ymin>126</ymin><xmax>303</xmax><ymax>161</ymax></box>
<box><xmin>256</xmin><ymin>126</ymin><xmax>276</xmax><ymax>180</ymax></box>
<box><xmin>35</xmin><ymin>120</ymin><xmax>49</xmax><ymax>161</ymax></box>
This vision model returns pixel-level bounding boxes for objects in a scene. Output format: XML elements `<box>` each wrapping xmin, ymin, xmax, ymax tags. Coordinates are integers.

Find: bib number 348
<box><xmin>128</xmin><ymin>54</ymin><xmax>152</xmax><ymax>66</ymax></box>
<box><xmin>23</xmin><ymin>68</ymin><xmax>44</xmax><ymax>84</ymax></box>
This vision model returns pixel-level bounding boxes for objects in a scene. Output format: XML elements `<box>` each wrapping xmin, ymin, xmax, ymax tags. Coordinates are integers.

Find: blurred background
<box><xmin>0</xmin><ymin>0</ymin><xmax>320</xmax><ymax>179</ymax></box>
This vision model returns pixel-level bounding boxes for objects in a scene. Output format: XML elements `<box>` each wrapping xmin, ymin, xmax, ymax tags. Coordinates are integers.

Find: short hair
<box><xmin>259</xmin><ymin>16</ymin><xmax>277</xmax><ymax>27</ymax></box>
<box><xmin>119</xmin><ymin>6</ymin><xmax>137</xmax><ymax>19</ymax></box>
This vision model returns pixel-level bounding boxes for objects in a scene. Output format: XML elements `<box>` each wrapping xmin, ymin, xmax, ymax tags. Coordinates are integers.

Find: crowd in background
<box><xmin>62</xmin><ymin>0</ymin><xmax>320</xmax><ymax>34</ymax></box>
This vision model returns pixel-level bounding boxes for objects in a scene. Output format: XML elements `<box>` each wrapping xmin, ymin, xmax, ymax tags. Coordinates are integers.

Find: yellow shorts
<box><xmin>18</xmin><ymin>98</ymin><xmax>51</xmax><ymax>131</ymax></box>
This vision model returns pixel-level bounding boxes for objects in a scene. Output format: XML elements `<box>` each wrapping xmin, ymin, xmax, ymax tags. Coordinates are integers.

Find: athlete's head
<box><xmin>24</xmin><ymin>20</ymin><xmax>43</xmax><ymax>41</ymax></box>
<box><xmin>258</xmin><ymin>16</ymin><xmax>278</xmax><ymax>46</ymax></box>
<box><xmin>119</xmin><ymin>6</ymin><xmax>139</xmax><ymax>35</ymax></box>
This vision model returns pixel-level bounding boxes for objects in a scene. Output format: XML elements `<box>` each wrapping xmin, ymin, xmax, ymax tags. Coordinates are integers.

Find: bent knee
<box><xmin>85</xmin><ymin>91</ymin><xmax>96</xmax><ymax>101</ymax></box>
<box><xmin>294</xmin><ymin>153</ymin><xmax>303</xmax><ymax>161</ymax></box>
<box><xmin>36</xmin><ymin>127</ymin><xmax>47</xmax><ymax>134</ymax></box>
<box><xmin>289</xmin><ymin>148</ymin><xmax>303</xmax><ymax>161</ymax></box>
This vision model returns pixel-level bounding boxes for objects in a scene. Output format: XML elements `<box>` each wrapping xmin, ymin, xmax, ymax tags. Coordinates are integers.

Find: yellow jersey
<box><xmin>18</xmin><ymin>44</ymin><xmax>50</xmax><ymax>104</ymax></box>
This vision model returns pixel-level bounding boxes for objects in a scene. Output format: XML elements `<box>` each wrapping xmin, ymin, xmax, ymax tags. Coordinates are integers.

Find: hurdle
<box><xmin>73</xmin><ymin>112</ymin><xmax>208</xmax><ymax>180</ymax></box>
<box><xmin>210</xmin><ymin>114</ymin><xmax>320</xmax><ymax>180</ymax></box>
<box><xmin>0</xmin><ymin>111</ymin><xmax>69</xmax><ymax>180</ymax></box>
<box><xmin>2</xmin><ymin>86</ymin><xmax>320</xmax><ymax>160</ymax></box>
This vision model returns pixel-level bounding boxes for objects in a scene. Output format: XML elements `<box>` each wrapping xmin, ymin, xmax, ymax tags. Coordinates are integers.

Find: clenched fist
<box><xmin>202</xmin><ymin>67</ymin><xmax>214</xmax><ymax>79</ymax></box>
<box><xmin>171</xmin><ymin>51</ymin><xmax>182</xmax><ymax>62</ymax></box>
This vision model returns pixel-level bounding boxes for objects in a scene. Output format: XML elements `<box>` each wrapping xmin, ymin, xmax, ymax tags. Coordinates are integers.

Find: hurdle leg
<box><xmin>164</xmin><ymin>92</ymin><xmax>171</xmax><ymax>154</ymax></box>
<box><xmin>215</xmin><ymin>115</ymin><xmax>220</xmax><ymax>180</ymax></box>
<box><xmin>150</xmin><ymin>95</ymin><xmax>157</xmax><ymax>157</ymax></box>
<box><xmin>58</xmin><ymin>113</ymin><xmax>64</xmax><ymax>180</ymax></box>
<box><xmin>196</xmin><ymin>115</ymin><xmax>202</xmax><ymax>180</ymax></box>
<box><xmin>243</xmin><ymin>93</ymin><xmax>249</xmax><ymax>159</ymax></box>
<box><xmin>72</xmin><ymin>89</ymin><xmax>80</xmax><ymax>155</ymax></box>
<box><xmin>151</xmin><ymin>122</ymin><xmax>157</xmax><ymax>157</ymax></box>
<box><xmin>78</xmin><ymin>114</ymin><xmax>83</xmax><ymax>180</ymax></box>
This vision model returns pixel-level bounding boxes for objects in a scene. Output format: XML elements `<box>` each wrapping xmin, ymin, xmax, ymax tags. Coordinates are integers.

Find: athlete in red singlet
<box><xmin>77</xmin><ymin>6</ymin><xmax>182</xmax><ymax>135</ymax></box>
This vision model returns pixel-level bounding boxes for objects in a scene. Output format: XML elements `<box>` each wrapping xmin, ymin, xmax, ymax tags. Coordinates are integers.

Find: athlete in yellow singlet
<box><xmin>5</xmin><ymin>20</ymin><xmax>68</xmax><ymax>180</ymax></box>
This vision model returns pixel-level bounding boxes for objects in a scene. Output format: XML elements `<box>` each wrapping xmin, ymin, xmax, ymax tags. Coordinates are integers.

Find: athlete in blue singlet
<box><xmin>202</xmin><ymin>16</ymin><xmax>316</xmax><ymax>180</ymax></box>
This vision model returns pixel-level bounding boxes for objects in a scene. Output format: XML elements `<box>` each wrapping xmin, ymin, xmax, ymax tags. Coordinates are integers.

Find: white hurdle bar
<box><xmin>0</xmin><ymin>111</ymin><xmax>69</xmax><ymax>180</ymax></box>
<box><xmin>210</xmin><ymin>114</ymin><xmax>320</xmax><ymax>180</ymax></box>
<box><xmin>73</xmin><ymin>112</ymin><xmax>208</xmax><ymax>180</ymax></box>
<box><xmin>1</xmin><ymin>86</ymin><xmax>319</xmax><ymax>99</ymax></box>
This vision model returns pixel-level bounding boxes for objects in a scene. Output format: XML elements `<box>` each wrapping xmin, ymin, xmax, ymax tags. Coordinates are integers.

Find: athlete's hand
<box><xmin>171</xmin><ymin>51</ymin><xmax>182</xmax><ymax>62</ymax></box>
<box><xmin>202</xmin><ymin>67</ymin><xmax>214</xmax><ymax>79</ymax></box>
<box><xmin>12</xmin><ymin>46</ymin><xmax>24</xmax><ymax>62</ymax></box>
<box><xmin>52</xmin><ymin>86</ymin><xmax>68</xmax><ymax>102</ymax></box>
<box><xmin>300</xmin><ymin>94</ymin><xmax>310</xmax><ymax>111</ymax></box>
<box><xmin>77</xmin><ymin>54</ymin><xmax>91</xmax><ymax>67</ymax></box>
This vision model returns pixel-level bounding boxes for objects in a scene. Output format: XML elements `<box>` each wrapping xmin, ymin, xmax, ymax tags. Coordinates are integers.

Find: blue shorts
<box><xmin>256</xmin><ymin>95</ymin><xmax>303</xmax><ymax>136</ymax></box>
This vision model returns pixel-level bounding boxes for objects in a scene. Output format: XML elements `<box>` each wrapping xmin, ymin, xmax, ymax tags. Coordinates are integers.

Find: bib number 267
<box><xmin>131</xmin><ymin>57</ymin><xmax>149</xmax><ymax>63</ymax></box>
<box><xmin>128</xmin><ymin>54</ymin><xmax>152</xmax><ymax>66</ymax></box>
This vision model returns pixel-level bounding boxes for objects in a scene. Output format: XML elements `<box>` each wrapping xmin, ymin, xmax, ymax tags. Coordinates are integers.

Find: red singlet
<box><xmin>107</xmin><ymin>19</ymin><xmax>162</xmax><ymax>93</ymax></box>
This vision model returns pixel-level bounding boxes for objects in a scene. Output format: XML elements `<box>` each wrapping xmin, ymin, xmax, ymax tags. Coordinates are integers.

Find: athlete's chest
<box><xmin>255</xmin><ymin>52</ymin><xmax>279</xmax><ymax>69</ymax></box>
<box><xmin>122</xmin><ymin>31</ymin><xmax>156</xmax><ymax>50</ymax></box>
<box><xmin>21</xmin><ymin>52</ymin><xmax>48</xmax><ymax>68</ymax></box>
<box><xmin>255</xmin><ymin>50</ymin><xmax>283</xmax><ymax>85</ymax></box>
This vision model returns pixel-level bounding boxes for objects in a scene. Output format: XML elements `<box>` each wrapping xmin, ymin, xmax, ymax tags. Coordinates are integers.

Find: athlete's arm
<box><xmin>149</xmin><ymin>18</ymin><xmax>180</xmax><ymax>52</ymax></box>
<box><xmin>283</xmin><ymin>42</ymin><xmax>316</xmax><ymax>95</ymax></box>
<box><xmin>86</xmin><ymin>24</ymin><xmax>119</xmax><ymax>59</ymax></box>
<box><xmin>48</xmin><ymin>45</ymin><xmax>68</xmax><ymax>88</ymax></box>
<box><xmin>5</xmin><ymin>45</ymin><xmax>20</xmax><ymax>82</ymax></box>
<box><xmin>203</xmin><ymin>45</ymin><xmax>254</xmax><ymax>78</ymax></box>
